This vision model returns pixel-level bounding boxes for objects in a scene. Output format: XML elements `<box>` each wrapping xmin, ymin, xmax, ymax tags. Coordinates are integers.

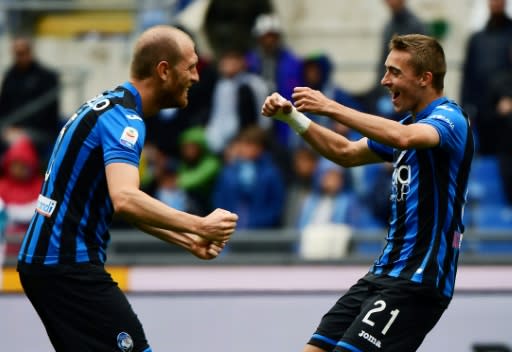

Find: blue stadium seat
<box><xmin>468</xmin><ymin>156</ymin><xmax>507</xmax><ymax>206</ymax></box>
<box><xmin>463</xmin><ymin>205</ymin><xmax>512</xmax><ymax>254</ymax></box>
<box><xmin>472</xmin><ymin>205</ymin><xmax>512</xmax><ymax>230</ymax></box>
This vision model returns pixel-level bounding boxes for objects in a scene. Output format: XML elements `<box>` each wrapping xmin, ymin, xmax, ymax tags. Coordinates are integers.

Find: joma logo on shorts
<box><xmin>358</xmin><ymin>330</ymin><xmax>382</xmax><ymax>348</ymax></box>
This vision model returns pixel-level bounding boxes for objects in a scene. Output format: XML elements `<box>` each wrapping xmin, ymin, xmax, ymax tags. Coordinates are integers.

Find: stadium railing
<box><xmin>4</xmin><ymin>228</ymin><xmax>511</xmax><ymax>267</ymax></box>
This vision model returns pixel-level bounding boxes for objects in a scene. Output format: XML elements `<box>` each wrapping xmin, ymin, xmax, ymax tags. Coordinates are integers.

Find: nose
<box><xmin>381</xmin><ymin>70</ymin><xmax>390</xmax><ymax>87</ymax></box>
<box><xmin>191</xmin><ymin>67</ymin><xmax>200</xmax><ymax>84</ymax></box>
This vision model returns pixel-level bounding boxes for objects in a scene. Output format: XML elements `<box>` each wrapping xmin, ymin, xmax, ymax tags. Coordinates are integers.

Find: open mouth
<box><xmin>391</xmin><ymin>91</ymin><xmax>400</xmax><ymax>102</ymax></box>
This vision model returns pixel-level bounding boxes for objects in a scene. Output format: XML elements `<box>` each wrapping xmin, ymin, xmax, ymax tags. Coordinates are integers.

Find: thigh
<box><xmin>336</xmin><ymin>288</ymin><xmax>446</xmax><ymax>352</ymax></box>
<box><xmin>307</xmin><ymin>279</ymin><xmax>374</xmax><ymax>351</ymax></box>
<box><xmin>20</xmin><ymin>268</ymin><xmax>150</xmax><ymax>352</ymax></box>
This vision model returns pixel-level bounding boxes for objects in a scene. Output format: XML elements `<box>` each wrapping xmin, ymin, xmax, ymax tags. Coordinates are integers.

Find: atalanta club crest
<box><xmin>117</xmin><ymin>332</ymin><xmax>133</xmax><ymax>352</ymax></box>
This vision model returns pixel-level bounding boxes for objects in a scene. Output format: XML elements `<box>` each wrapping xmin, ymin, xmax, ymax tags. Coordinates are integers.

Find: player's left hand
<box><xmin>189</xmin><ymin>234</ymin><xmax>226</xmax><ymax>260</ymax></box>
<box><xmin>261</xmin><ymin>92</ymin><xmax>293</xmax><ymax>117</ymax></box>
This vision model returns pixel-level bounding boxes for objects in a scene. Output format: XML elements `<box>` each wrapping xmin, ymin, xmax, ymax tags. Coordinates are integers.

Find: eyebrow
<box><xmin>386</xmin><ymin>65</ymin><xmax>401</xmax><ymax>74</ymax></box>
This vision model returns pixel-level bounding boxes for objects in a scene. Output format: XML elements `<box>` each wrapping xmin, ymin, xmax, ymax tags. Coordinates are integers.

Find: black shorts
<box><xmin>18</xmin><ymin>263</ymin><xmax>151</xmax><ymax>352</ymax></box>
<box><xmin>308</xmin><ymin>278</ymin><xmax>446</xmax><ymax>352</ymax></box>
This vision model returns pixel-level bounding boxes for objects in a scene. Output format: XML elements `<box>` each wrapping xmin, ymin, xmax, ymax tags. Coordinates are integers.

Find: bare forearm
<box><xmin>301</xmin><ymin>123</ymin><xmax>355</xmax><ymax>167</ymax></box>
<box><xmin>321</xmin><ymin>102</ymin><xmax>406</xmax><ymax>148</ymax></box>
<box><xmin>114</xmin><ymin>188</ymin><xmax>203</xmax><ymax>236</ymax></box>
<box><xmin>106</xmin><ymin>162</ymin><xmax>237</xmax><ymax>243</ymax></box>
<box><xmin>291</xmin><ymin>87</ymin><xmax>408</xmax><ymax>148</ymax></box>
<box><xmin>134</xmin><ymin>221</ymin><xmax>194</xmax><ymax>252</ymax></box>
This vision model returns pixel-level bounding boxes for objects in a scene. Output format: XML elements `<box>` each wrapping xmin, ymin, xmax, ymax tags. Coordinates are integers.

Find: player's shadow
<box><xmin>473</xmin><ymin>344</ymin><xmax>512</xmax><ymax>352</ymax></box>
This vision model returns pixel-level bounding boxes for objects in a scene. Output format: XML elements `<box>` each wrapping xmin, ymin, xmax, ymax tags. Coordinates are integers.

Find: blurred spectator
<box><xmin>177</xmin><ymin>126</ymin><xmax>221</xmax><ymax>216</ymax></box>
<box><xmin>204</xmin><ymin>0</ymin><xmax>273</xmax><ymax>58</ymax></box>
<box><xmin>484</xmin><ymin>49</ymin><xmax>512</xmax><ymax>204</ymax></box>
<box><xmin>460</xmin><ymin>0</ymin><xmax>512</xmax><ymax>154</ymax></box>
<box><xmin>213</xmin><ymin>126</ymin><xmax>285</xmax><ymax>229</ymax></box>
<box><xmin>303</xmin><ymin>53</ymin><xmax>365</xmax><ymax>114</ymax></box>
<box><xmin>246</xmin><ymin>13</ymin><xmax>303</xmax><ymax>147</ymax></box>
<box><xmin>205</xmin><ymin>48</ymin><xmax>270</xmax><ymax>154</ymax></box>
<box><xmin>0</xmin><ymin>137</ymin><xmax>43</xmax><ymax>256</ymax></box>
<box><xmin>0</xmin><ymin>199</ymin><xmax>6</xmax><ymax>273</ymax></box>
<box><xmin>0</xmin><ymin>36</ymin><xmax>60</xmax><ymax>160</ymax></box>
<box><xmin>297</xmin><ymin>53</ymin><xmax>365</xmax><ymax>147</ymax></box>
<box><xmin>283</xmin><ymin>146</ymin><xmax>319</xmax><ymax>227</ymax></box>
<box><xmin>154</xmin><ymin>158</ymin><xmax>189</xmax><ymax>212</ymax></box>
<box><xmin>367</xmin><ymin>0</ymin><xmax>427</xmax><ymax>120</ymax></box>
<box><xmin>297</xmin><ymin>158</ymin><xmax>361</xmax><ymax>230</ymax></box>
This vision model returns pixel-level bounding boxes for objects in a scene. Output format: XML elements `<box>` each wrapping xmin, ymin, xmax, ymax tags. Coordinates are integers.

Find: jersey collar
<box><xmin>121</xmin><ymin>81</ymin><xmax>143</xmax><ymax>116</ymax></box>
<box><xmin>414</xmin><ymin>96</ymin><xmax>450</xmax><ymax>121</ymax></box>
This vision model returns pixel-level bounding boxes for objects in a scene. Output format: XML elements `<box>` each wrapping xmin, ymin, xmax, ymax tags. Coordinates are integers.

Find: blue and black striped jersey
<box><xmin>366</xmin><ymin>97</ymin><xmax>474</xmax><ymax>299</ymax></box>
<box><xmin>18</xmin><ymin>82</ymin><xmax>145</xmax><ymax>265</ymax></box>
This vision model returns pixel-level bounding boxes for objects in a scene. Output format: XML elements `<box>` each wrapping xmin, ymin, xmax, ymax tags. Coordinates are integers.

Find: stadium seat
<box><xmin>468</xmin><ymin>156</ymin><xmax>507</xmax><ymax>206</ymax></box>
<box><xmin>469</xmin><ymin>205</ymin><xmax>512</xmax><ymax>254</ymax></box>
<box><xmin>471</xmin><ymin>205</ymin><xmax>512</xmax><ymax>230</ymax></box>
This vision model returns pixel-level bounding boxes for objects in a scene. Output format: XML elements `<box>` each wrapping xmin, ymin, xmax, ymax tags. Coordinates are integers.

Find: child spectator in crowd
<box><xmin>177</xmin><ymin>126</ymin><xmax>221</xmax><ymax>216</ymax></box>
<box><xmin>0</xmin><ymin>136</ymin><xmax>43</xmax><ymax>256</ymax></box>
<box><xmin>297</xmin><ymin>158</ymin><xmax>362</xmax><ymax>230</ymax></box>
<box><xmin>213</xmin><ymin>125</ymin><xmax>285</xmax><ymax>229</ymax></box>
<box><xmin>154</xmin><ymin>158</ymin><xmax>189</xmax><ymax>212</ymax></box>
<box><xmin>283</xmin><ymin>146</ymin><xmax>319</xmax><ymax>227</ymax></box>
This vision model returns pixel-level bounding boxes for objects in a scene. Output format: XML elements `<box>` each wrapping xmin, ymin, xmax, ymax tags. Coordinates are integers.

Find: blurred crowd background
<box><xmin>0</xmin><ymin>0</ymin><xmax>511</xmax><ymax>263</ymax></box>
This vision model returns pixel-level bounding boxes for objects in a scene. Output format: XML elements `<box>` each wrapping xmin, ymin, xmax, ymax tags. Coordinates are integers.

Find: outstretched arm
<box><xmin>106</xmin><ymin>162</ymin><xmax>238</xmax><ymax>242</ymax></box>
<box><xmin>292</xmin><ymin>87</ymin><xmax>440</xmax><ymax>149</ymax></box>
<box><xmin>261</xmin><ymin>92</ymin><xmax>381</xmax><ymax>167</ymax></box>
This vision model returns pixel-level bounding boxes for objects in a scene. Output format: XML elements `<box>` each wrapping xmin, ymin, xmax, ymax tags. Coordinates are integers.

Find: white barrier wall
<box><xmin>1</xmin><ymin>291</ymin><xmax>511</xmax><ymax>352</ymax></box>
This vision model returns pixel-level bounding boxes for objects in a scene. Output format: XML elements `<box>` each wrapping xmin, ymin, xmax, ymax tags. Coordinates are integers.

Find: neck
<box><xmin>412</xmin><ymin>91</ymin><xmax>443</xmax><ymax>116</ymax></box>
<box><xmin>129</xmin><ymin>79</ymin><xmax>160</xmax><ymax>117</ymax></box>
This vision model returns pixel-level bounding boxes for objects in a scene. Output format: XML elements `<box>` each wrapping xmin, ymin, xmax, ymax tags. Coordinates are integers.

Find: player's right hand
<box><xmin>199</xmin><ymin>208</ymin><xmax>238</xmax><ymax>242</ymax></box>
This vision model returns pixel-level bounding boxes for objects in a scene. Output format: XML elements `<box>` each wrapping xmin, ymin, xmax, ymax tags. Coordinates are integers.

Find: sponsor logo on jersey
<box><xmin>452</xmin><ymin>231</ymin><xmax>463</xmax><ymax>249</ymax></box>
<box><xmin>391</xmin><ymin>164</ymin><xmax>411</xmax><ymax>202</ymax></box>
<box><xmin>430</xmin><ymin>114</ymin><xmax>455</xmax><ymax>129</ymax></box>
<box><xmin>126</xmin><ymin>114</ymin><xmax>143</xmax><ymax>121</ymax></box>
<box><xmin>117</xmin><ymin>332</ymin><xmax>133</xmax><ymax>352</ymax></box>
<box><xmin>120</xmin><ymin>126</ymin><xmax>139</xmax><ymax>149</ymax></box>
<box><xmin>437</xmin><ymin>105</ymin><xmax>454</xmax><ymax>112</ymax></box>
<box><xmin>36</xmin><ymin>194</ymin><xmax>57</xmax><ymax>217</ymax></box>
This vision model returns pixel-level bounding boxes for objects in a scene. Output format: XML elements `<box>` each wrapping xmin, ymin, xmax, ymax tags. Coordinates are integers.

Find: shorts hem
<box><xmin>308</xmin><ymin>333</ymin><xmax>338</xmax><ymax>351</ymax></box>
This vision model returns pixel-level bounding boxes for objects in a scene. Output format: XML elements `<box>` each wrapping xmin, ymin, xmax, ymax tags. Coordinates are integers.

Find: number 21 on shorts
<box><xmin>362</xmin><ymin>300</ymin><xmax>400</xmax><ymax>335</ymax></box>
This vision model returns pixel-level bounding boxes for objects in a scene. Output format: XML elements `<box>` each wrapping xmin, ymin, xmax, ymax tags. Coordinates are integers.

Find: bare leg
<box><xmin>303</xmin><ymin>344</ymin><xmax>329</xmax><ymax>352</ymax></box>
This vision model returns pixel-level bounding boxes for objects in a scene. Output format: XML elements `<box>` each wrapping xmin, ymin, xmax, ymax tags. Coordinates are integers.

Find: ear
<box><xmin>155</xmin><ymin>60</ymin><xmax>170</xmax><ymax>81</ymax></box>
<box><xmin>418</xmin><ymin>71</ymin><xmax>433</xmax><ymax>87</ymax></box>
